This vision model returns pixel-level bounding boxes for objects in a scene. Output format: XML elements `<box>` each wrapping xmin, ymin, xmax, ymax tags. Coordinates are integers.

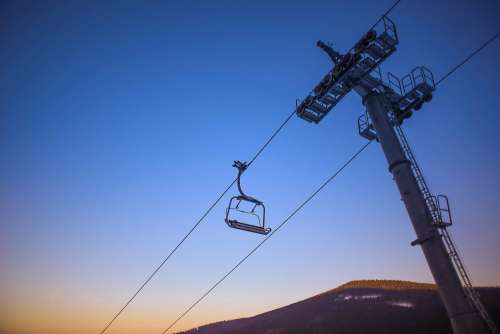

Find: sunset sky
<box><xmin>1</xmin><ymin>0</ymin><xmax>499</xmax><ymax>333</ymax></box>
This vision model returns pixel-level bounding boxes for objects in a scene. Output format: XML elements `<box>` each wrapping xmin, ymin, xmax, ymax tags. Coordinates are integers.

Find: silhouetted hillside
<box><xmin>176</xmin><ymin>280</ymin><xmax>500</xmax><ymax>334</ymax></box>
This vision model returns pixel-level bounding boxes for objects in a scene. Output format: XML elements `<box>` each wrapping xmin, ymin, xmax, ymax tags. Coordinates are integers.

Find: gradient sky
<box><xmin>1</xmin><ymin>1</ymin><xmax>499</xmax><ymax>333</ymax></box>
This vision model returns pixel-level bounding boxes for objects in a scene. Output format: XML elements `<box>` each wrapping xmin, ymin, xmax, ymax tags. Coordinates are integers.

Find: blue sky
<box><xmin>1</xmin><ymin>1</ymin><xmax>499</xmax><ymax>333</ymax></box>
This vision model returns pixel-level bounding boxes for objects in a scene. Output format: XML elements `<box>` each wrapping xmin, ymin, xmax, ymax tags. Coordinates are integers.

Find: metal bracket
<box><xmin>411</xmin><ymin>233</ymin><xmax>435</xmax><ymax>247</ymax></box>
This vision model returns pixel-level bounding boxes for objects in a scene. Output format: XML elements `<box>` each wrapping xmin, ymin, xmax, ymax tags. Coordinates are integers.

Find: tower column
<box><xmin>363</xmin><ymin>91</ymin><xmax>488</xmax><ymax>334</ymax></box>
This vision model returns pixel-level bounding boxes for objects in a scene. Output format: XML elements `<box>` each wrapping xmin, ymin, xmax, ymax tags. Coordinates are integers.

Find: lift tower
<box><xmin>296</xmin><ymin>17</ymin><xmax>497</xmax><ymax>334</ymax></box>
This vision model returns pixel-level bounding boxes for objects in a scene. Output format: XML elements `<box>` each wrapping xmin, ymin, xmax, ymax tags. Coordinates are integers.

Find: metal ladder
<box><xmin>392</xmin><ymin>120</ymin><xmax>498</xmax><ymax>334</ymax></box>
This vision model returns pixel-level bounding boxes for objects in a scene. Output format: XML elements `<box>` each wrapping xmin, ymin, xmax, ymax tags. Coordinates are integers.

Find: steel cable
<box><xmin>435</xmin><ymin>31</ymin><xmax>499</xmax><ymax>86</ymax></box>
<box><xmin>98</xmin><ymin>109</ymin><xmax>296</xmax><ymax>334</ymax></box>
<box><xmin>100</xmin><ymin>1</ymin><xmax>404</xmax><ymax>331</ymax></box>
<box><xmin>161</xmin><ymin>140</ymin><xmax>373</xmax><ymax>334</ymax></box>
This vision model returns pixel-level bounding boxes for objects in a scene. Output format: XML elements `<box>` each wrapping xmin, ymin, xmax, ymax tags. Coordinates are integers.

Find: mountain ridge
<box><xmin>176</xmin><ymin>279</ymin><xmax>500</xmax><ymax>334</ymax></box>
<box><xmin>311</xmin><ymin>279</ymin><xmax>437</xmax><ymax>299</ymax></box>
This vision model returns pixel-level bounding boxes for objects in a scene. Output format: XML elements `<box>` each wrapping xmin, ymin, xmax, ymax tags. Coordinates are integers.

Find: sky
<box><xmin>1</xmin><ymin>0</ymin><xmax>499</xmax><ymax>333</ymax></box>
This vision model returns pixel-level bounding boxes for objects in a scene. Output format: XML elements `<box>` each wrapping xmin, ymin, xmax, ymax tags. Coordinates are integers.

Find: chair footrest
<box><xmin>226</xmin><ymin>219</ymin><xmax>271</xmax><ymax>235</ymax></box>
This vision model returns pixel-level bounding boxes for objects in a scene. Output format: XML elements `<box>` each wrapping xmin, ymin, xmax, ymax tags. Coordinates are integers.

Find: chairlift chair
<box><xmin>225</xmin><ymin>161</ymin><xmax>271</xmax><ymax>235</ymax></box>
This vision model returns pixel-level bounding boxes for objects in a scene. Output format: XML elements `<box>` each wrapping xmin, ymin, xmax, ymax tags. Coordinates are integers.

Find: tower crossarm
<box><xmin>296</xmin><ymin>16</ymin><xmax>399</xmax><ymax>124</ymax></box>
